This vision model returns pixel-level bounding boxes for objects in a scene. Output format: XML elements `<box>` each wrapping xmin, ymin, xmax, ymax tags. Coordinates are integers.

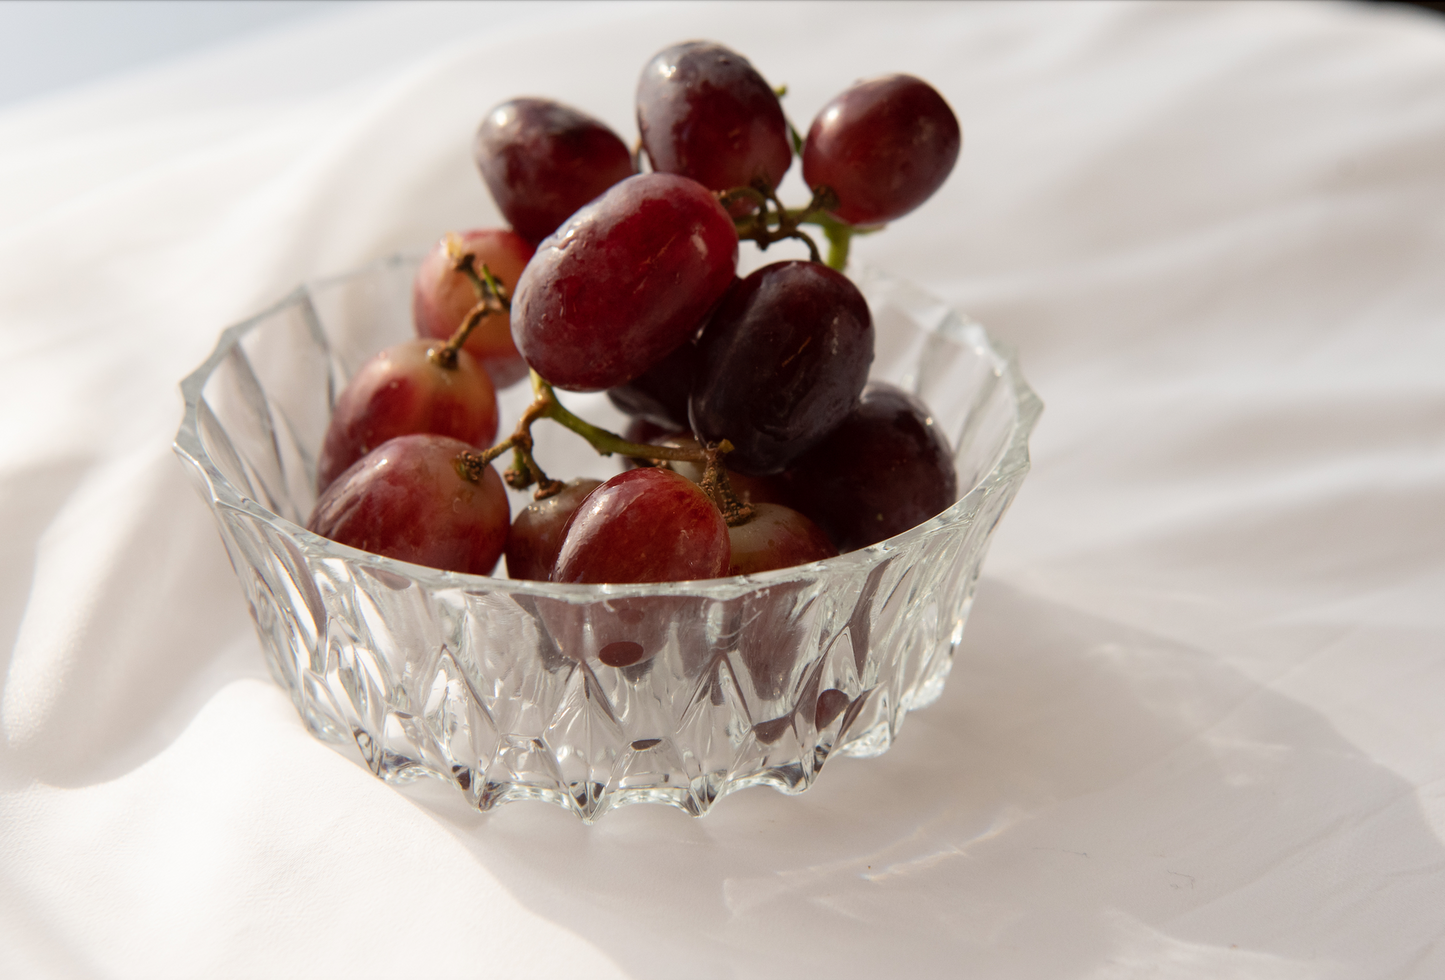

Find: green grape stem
<box><xmin>819</xmin><ymin>216</ymin><xmax>855</xmax><ymax>271</ymax></box>
<box><xmin>446</xmin><ymin>240</ymin><xmax>725</xmax><ymax>500</ymax></box>
<box><xmin>726</xmin><ymin>181</ymin><xmax>826</xmax><ymax>264</ymax></box>
<box><xmin>723</xmin><ymin>181</ymin><xmax>877</xmax><ymax>272</ymax></box>
<box><xmin>464</xmin><ymin>368</ymin><xmax>725</xmax><ymax>500</ymax></box>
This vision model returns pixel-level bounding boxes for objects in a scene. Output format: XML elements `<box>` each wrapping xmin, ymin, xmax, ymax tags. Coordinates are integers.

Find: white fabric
<box><xmin>3</xmin><ymin>1</ymin><xmax>1443</xmax><ymax>976</ymax></box>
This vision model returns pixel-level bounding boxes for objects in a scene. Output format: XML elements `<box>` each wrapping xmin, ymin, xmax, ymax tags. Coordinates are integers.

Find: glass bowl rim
<box><xmin>173</xmin><ymin>254</ymin><xmax>1043</xmax><ymax>602</ymax></box>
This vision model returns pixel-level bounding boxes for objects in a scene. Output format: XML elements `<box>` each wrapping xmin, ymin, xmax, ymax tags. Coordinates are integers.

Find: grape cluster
<box><xmin>306</xmin><ymin>41</ymin><xmax>962</xmax><ymax>592</ymax></box>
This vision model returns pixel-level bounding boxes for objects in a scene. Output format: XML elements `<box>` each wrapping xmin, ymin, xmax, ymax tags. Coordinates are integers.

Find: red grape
<box><xmin>316</xmin><ymin>338</ymin><xmax>498</xmax><ymax>493</ymax></box>
<box><xmin>504</xmin><ymin>478</ymin><xmax>602</xmax><ymax>581</ymax></box>
<box><xmin>511</xmin><ymin>173</ymin><xmax>738</xmax><ymax>392</ymax></box>
<box><xmin>735</xmin><ymin>582</ymin><xmax>811</xmax><ymax>705</ymax></box>
<box><xmin>308</xmin><ymin>434</ymin><xmax>509</xmax><ymax>575</ymax></box>
<box><xmin>552</xmin><ymin>468</ymin><xmax>729</xmax><ymax>584</ymax></box>
<box><xmin>727</xmin><ymin>503</ymin><xmax>837</xmax><ymax>576</ymax></box>
<box><xmin>637</xmin><ymin>41</ymin><xmax>792</xmax><ymax>195</ymax></box>
<box><xmin>803</xmin><ymin>74</ymin><xmax>960</xmax><ymax>226</ymax></box>
<box><xmin>690</xmin><ymin>260</ymin><xmax>873</xmax><ymax>475</ymax></box>
<box><xmin>784</xmin><ymin>382</ymin><xmax>958</xmax><ymax>551</ymax></box>
<box><xmin>474</xmin><ymin>98</ymin><xmax>635</xmax><ymax>245</ymax></box>
<box><xmin>528</xmin><ymin>592</ymin><xmax>704</xmax><ymax>672</ymax></box>
<box><xmin>412</xmin><ymin>229</ymin><xmax>533</xmax><ymax>388</ymax></box>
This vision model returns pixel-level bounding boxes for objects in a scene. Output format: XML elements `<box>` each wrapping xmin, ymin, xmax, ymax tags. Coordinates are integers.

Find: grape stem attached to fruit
<box><xmin>448</xmin><ymin>246</ymin><xmax>753</xmax><ymax>524</ymax></box>
<box><xmin>458</xmin><ymin>373</ymin><xmax>753</xmax><ymax>524</ymax></box>
<box><xmin>313</xmin><ymin>56</ymin><xmax>961</xmax><ymax>580</ymax></box>
<box><xmin>445</xmin><ymin>168</ymin><xmax>879</xmax><ymax>524</ymax></box>
<box><xmin>725</xmin><ymin>182</ymin><xmax>835</xmax><ymax>267</ymax></box>
<box><xmin>433</xmin><ymin>244</ymin><xmax>510</xmax><ymax>369</ymax></box>
<box><xmin>720</xmin><ymin>180</ymin><xmax>883</xmax><ymax>271</ymax></box>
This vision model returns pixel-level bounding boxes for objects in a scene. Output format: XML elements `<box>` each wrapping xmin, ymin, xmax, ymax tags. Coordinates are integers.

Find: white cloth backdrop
<box><xmin>2</xmin><ymin>2</ymin><xmax>1443</xmax><ymax>977</ymax></box>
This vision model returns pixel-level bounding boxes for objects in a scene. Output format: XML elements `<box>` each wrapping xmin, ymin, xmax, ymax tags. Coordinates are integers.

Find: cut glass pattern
<box><xmin>175</xmin><ymin>256</ymin><xmax>1041</xmax><ymax>822</ymax></box>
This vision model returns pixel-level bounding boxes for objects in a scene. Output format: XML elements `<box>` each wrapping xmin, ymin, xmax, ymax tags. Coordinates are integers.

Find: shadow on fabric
<box><xmin>400</xmin><ymin>578</ymin><xmax>1445</xmax><ymax>978</ymax></box>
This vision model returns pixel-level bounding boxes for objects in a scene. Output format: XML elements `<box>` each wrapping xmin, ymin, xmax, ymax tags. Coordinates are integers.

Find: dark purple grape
<box><xmin>727</xmin><ymin>503</ymin><xmax>837</xmax><ymax>576</ymax></box>
<box><xmin>637</xmin><ymin>41</ymin><xmax>792</xmax><ymax>194</ymax></box>
<box><xmin>308</xmin><ymin>434</ymin><xmax>509</xmax><ymax>575</ymax></box>
<box><xmin>803</xmin><ymin>74</ymin><xmax>960</xmax><ymax>226</ymax></box>
<box><xmin>689</xmin><ymin>260</ymin><xmax>873</xmax><ymax>475</ymax></box>
<box><xmin>605</xmin><ymin>336</ymin><xmax>699</xmax><ymax>429</ymax></box>
<box><xmin>474</xmin><ymin>98</ymin><xmax>636</xmax><ymax>245</ymax></box>
<box><xmin>504</xmin><ymin>478</ymin><xmax>603</xmax><ymax>581</ymax></box>
<box><xmin>511</xmin><ymin>173</ymin><xmax>738</xmax><ymax>392</ymax></box>
<box><xmin>734</xmin><ymin>581</ymin><xmax>810</xmax><ymax>706</ymax></box>
<box><xmin>784</xmin><ymin>382</ymin><xmax>957</xmax><ymax>551</ymax></box>
<box><xmin>316</xmin><ymin>339</ymin><xmax>498</xmax><ymax>494</ymax></box>
<box><xmin>552</xmin><ymin>468</ymin><xmax>729</xmax><ymax>584</ymax></box>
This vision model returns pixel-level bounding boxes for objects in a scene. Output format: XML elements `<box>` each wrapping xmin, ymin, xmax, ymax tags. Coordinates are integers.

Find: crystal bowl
<box><xmin>174</xmin><ymin>255</ymin><xmax>1041</xmax><ymax>822</ymax></box>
